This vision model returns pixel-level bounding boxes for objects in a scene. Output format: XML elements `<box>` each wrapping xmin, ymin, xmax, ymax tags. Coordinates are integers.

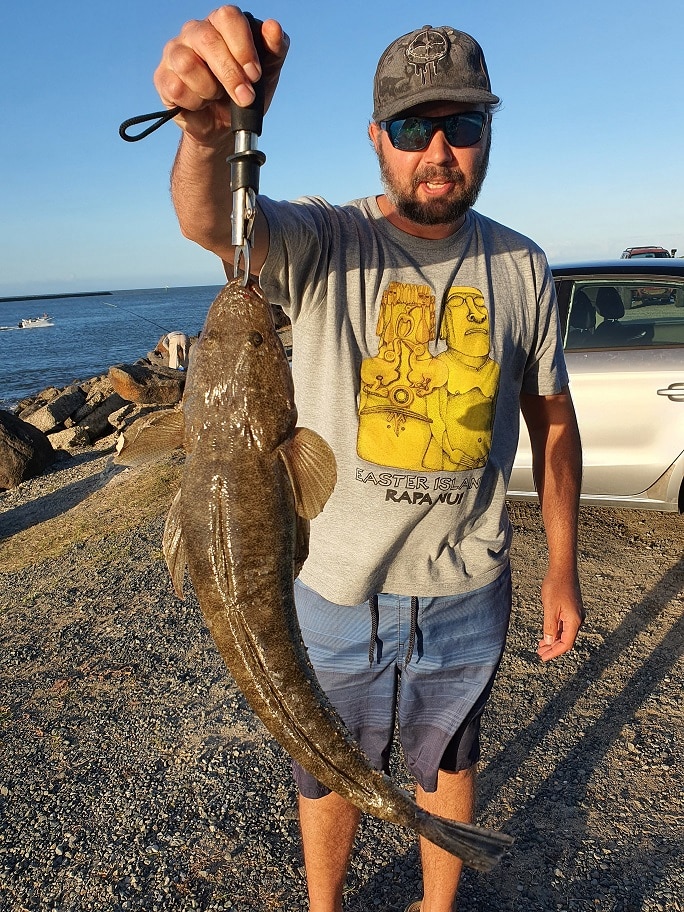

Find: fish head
<box><xmin>184</xmin><ymin>279</ymin><xmax>297</xmax><ymax>453</ymax></box>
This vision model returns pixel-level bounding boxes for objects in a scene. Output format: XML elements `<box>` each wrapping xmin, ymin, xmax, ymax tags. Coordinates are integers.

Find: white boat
<box><xmin>18</xmin><ymin>313</ymin><xmax>53</xmax><ymax>329</ymax></box>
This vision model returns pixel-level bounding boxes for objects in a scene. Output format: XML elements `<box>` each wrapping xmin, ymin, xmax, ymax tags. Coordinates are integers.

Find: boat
<box><xmin>18</xmin><ymin>313</ymin><xmax>54</xmax><ymax>329</ymax></box>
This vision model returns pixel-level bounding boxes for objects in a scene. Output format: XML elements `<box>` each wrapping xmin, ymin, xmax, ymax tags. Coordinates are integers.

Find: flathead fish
<box><xmin>117</xmin><ymin>278</ymin><xmax>513</xmax><ymax>871</ymax></box>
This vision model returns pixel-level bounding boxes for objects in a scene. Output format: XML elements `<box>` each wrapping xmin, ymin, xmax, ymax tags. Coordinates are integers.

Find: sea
<box><xmin>0</xmin><ymin>285</ymin><xmax>223</xmax><ymax>411</ymax></box>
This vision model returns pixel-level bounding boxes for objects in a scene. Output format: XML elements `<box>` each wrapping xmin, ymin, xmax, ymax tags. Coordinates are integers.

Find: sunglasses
<box><xmin>380</xmin><ymin>111</ymin><xmax>487</xmax><ymax>152</ymax></box>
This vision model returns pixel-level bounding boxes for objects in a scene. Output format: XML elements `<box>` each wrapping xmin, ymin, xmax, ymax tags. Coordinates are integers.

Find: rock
<box><xmin>22</xmin><ymin>385</ymin><xmax>87</xmax><ymax>434</ymax></box>
<box><xmin>146</xmin><ymin>347</ymin><xmax>167</xmax><ymax>369</ymax></box>
<box><xmin>48</xmin><ymin>426</ymin><xmax>91</xmax><ymax>452</ymax></box>
<box><xmin>6</xmin><ymin>329</ymin><xmax>194</xmax><ymax>475</ymax></box>
<box><xmin>76</xmin><ymin>393</ymin><xmax>128</xmax><ymax>440</ymax></box>
<box><xmin>108</xmin><ymin>364</ymin><xmax>185</xmax><ymax>406</ymax></box>
<box><xmin>17</xmin><ymin>387</ymin><xmax>66</xmax><ymax>423</ymax></box>
<box><xmin>71</xmin><ymin>376</ymin><xmax>115</xmax><ymax>423</ymax></box>
<box><xmin>107</xmin><ymin>402</ymin><xmax>173</xmax><ymax>432</ymax></box>
<box><xmin>0</xmin><ymin>409</ymin><xmax>56</xmax><ymax>489</ymax></box>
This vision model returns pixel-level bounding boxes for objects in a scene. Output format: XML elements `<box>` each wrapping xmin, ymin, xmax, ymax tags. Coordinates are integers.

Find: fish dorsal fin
<box><xmin>163</xmin><ymin>488</ymin><xmax>187</xmax><ymax>598</ymax></box>
<box><xmin>279</xmin><ymin>427</ymin><xmax>337</xmax><ymax>520</ymax></box>
<box><xmin>115</xmin><ymin>408</ymin><xmax>185</xmax><ymax>466</ymax></box>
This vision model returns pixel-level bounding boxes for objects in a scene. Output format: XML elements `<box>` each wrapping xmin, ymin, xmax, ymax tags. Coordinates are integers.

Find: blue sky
<box><xmin>2</xmin><ymin>0</ymin><xmax>682</xmax><ymax>295</ymax></box>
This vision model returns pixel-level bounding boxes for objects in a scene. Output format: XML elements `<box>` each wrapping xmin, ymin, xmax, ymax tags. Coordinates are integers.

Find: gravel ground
<box><xmin>0</xmin><ymin>443</ymin><xmax>682</xmax><ymax>912</ymax></box>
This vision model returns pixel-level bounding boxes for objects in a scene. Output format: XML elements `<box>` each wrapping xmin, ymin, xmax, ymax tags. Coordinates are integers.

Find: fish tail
<box><xmin>414</xmin><ymin>810</ymin><xmax>513</xmax><ymax>872</ymax></box>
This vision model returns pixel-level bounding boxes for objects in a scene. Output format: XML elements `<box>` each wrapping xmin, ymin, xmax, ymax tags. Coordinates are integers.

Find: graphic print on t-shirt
<box><xmin>357</xmin><ymin>282</ymin><xmax>500</xmax><ymax>471</ymax></box>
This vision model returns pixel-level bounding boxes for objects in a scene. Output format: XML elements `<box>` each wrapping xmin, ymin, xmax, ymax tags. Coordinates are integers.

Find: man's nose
<box><xmin>424</xmin><ymin>128</ymin><xmax>456</xmax><ymax>163</ymax></box>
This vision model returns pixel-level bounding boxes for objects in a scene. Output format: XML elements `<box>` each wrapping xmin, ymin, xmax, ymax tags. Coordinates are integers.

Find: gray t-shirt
<box><xmin>258</xmin><ymin>195</ymin><xmax>568</xmax><ymax>605</ymax></box>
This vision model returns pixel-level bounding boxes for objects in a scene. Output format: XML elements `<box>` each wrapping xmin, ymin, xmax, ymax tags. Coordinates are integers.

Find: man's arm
<box><xmin>520</xmin><ymin>386</ymin><xmax>585</xmax><ymax>662</ymax></box>
<box><xmin>152</xmin><ymin>6</ymin><xmax>289</xmax><ymax>270</ymax></box>
<box><xmin>169</xmin><ymin>134</ymin><xmax>271</xmax><ymax>273</ymax></box>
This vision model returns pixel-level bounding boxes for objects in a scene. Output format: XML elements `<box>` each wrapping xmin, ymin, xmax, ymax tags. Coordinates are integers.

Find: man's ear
<box><xmin>368</xmin><ymin>121</ymin><xmax>381</xmax><ymax>152</ymax></box>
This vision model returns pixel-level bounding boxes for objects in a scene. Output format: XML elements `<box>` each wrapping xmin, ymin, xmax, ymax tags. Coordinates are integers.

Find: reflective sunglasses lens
<box><xmin>444</xmin><ymin>112</ymin><xmax>485</xmax><ymax>147</ymax></box>
<box><xmin>388</xmin><ymin>118</ymin><xmax>430</xmax><ymax>151</ymax></box>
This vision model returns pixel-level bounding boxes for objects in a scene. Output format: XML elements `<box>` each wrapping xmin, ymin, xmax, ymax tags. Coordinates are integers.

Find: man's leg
<box><xmin>414</xmin><ymin>765</ymin><xmax>477</xmax><ymax>912</ymax></box>
<box><xmin>299</xmin><ymin>792</ymin><xmax>361</xmax><ymax>912</ymax></box>
<box><xmin>293</xmin><ymin>581</ymin><xmax>399</xmax><ymax>911</ymax></box>
<box><xmin>400</xmin><ymin>575</ymin><xmax>512</xmax><ymax>912</ymax></box>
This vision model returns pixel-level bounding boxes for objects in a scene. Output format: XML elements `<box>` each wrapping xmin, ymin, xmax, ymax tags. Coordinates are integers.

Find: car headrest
<box><xmin>569</xmin><ymin>290</ymin><xmax>595</xmax><ymax>330</ymax></box>
<box><xmin>595</xmin><ymin>287</ymin><xmax>625</xmax><ymax>320</ymax></box>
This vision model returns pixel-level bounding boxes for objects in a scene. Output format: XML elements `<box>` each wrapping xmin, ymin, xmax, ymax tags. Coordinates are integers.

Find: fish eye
<box><xmin>248</xmin><ymin>331</ymin><xmax>264</xmax><ymax>347</ymax></box>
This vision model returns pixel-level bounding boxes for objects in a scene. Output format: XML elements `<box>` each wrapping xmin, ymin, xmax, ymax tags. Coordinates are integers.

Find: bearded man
<box><xmin>154</xmin><ymin>11</ymin><xmax>584</xmax><ymax>912</ymax></box>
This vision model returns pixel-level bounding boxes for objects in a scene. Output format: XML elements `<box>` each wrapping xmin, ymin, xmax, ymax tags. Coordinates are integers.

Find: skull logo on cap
<box><xmin>405</xmin><ymin>28</ymin><xmax>449</xmax><ymax>84</ymax></box>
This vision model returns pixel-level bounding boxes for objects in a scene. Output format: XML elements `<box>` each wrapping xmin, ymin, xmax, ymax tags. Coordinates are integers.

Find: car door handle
<box><xmin>656</xmin><ymin>383</ymin><xmax>684</xmax><ymax>402</ymax></box>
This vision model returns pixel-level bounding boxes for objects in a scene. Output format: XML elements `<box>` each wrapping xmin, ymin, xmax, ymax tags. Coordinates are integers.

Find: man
<box><xmin>161</xmin><ymin>330</ymin><xmax>189</xmax><ymax>369</ymax></box>
<box><xmin>154</xmin><ymin>9</ymin><xmax>584</xmax><ymax>912</ymax></box>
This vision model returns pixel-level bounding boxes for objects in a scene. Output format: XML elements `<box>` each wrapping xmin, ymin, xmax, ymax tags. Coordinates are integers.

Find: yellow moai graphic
<box><xmin>434</xmin><ymin>286</ymin><xmax>500</xmax><ymax>471</ymax></box>
<box><xmin>357</xmin><ymin>283</ymin><xmax>500</xmax><ymax>471</ymax></box>
<box><xmin>357</xmin><ymin>282</ymin><xmax>448</xmax><ymax>470</ymax></box>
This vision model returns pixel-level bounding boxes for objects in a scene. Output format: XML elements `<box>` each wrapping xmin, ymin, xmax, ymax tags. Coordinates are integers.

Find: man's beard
<box><xmin>377</xmin><ymin>133</ymin><xmax>490</xmax><ymax>227</ymax></box>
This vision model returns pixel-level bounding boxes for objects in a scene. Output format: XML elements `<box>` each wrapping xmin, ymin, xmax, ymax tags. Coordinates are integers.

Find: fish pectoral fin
<box><xmin>279</xmin><ymin>427</ymin><xmax>337</xmax><ymax>520</ymax></box>
<box><xmin>294</xmin><ymin>515</ymin><xmax>310</xmax><ymax>578</ymax></box>
<box><xmin>163</xmin><ymin>489</ymin><xmax>187</xmax><ymax>598</ymax></box>
<box><xmin>114</xmin><ymin>408</ymin><xmax>185</xmax><ymax>466</ymax></box>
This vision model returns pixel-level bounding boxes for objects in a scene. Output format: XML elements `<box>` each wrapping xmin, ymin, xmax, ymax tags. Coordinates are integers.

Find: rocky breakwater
<box><xmin>0</xmin><ymin>336</ymin><xmax>190</xmax><ymax>490</ymax></box>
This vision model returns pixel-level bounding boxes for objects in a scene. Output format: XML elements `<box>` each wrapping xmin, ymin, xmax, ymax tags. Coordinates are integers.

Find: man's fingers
<box><xmin>155</xmin><ymin>45</ymin><xmax>225</xmax><ymax>111</ymax></box>
<box><xmin>537</xmin><ymin>619</ymin><xmax>582</xmax><ymax>662</ymax></box>
<box><xmin>154</xmin><ymin>12</ymin><xmax>259</xmax><ymax>112</ymax></box>
<box><xmin>260</xmin><ymin>18</ymin><xmax>290</xmax><ymax>63</ymax></box>
<box><xmin>205</xmin><ymin>8</ymin><xmax>262</xmax><ymax>95</ymax></box>
<box><xmin>153</xmin><ymin>7</ymin><xmax>289</xmax><ymax>125</ymax></box>
<box><xmin>537</xmin><ymin>636</ymin><xmax>569</xmax><ymax>662</ymax></box>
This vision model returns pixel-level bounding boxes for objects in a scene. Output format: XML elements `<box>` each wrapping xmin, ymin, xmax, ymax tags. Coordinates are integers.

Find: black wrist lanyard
<box><xmin>118</xmin><ymin>105</ymin><xmax>182</xmax><ymax>142</ymax></box>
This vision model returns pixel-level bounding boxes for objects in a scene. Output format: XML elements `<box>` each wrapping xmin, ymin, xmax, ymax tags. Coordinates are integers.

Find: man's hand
<box><xmin>536</xmin><ymin>567</ymin><xmax>585</xmax><ymax>662</ymax></box>
<box><xmin>153</xmin><ymin>6</ymin><xmax>289</xmax><ymax>144</ymax></box>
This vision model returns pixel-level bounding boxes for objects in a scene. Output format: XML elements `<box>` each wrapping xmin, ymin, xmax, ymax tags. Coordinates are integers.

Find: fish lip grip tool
<box><xmin>119</xmin><ymin>13</ymin><xmax>266</xmax><ymax>286</ymax></box>
<box><xmin>228</xmin><ymin>14</ymin><xmax>267</xmax><ymax>284</ymax></box>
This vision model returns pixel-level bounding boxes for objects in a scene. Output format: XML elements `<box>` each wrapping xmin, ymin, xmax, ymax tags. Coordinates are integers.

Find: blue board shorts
<box><xmin>293</xmin><ymin>567</ymin><xmax>512</xmax><ymax>797</ymax></box>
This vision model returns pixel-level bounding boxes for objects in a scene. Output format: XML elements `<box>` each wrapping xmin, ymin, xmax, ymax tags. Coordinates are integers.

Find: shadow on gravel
<box><xmin>474</xmin><ymin>556</ymin><xmax>684</xmax><ymax>909</ymax></box>
<box><xmin>0</xmin><ymin>462</ymin><xmax>125</xmax><ymax>539</ymax></box>
<box><xmin>479</xmin><ymin>556</ymin><xmax>683</xmax><ymax>799</ymax></box>
<box><xmin>345</xmin><ymin>844</ymin><xmax>421</xmax><ymax>912</ymax></box>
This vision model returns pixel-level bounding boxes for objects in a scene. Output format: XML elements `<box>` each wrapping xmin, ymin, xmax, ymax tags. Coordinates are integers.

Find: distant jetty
<box><xmin>0</xmin><ymin>291</ymin><xmax>113</xmax><ymax>304</ymax></box>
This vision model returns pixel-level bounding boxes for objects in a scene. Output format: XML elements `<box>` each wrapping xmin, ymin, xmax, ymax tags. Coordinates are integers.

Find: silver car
<box><xmin>509</xmin><ymin>259</ymin><xmax>684</xmax><ymax>512</ymax></box>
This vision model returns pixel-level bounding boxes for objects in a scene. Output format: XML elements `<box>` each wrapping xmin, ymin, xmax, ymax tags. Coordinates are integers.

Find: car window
<box><xmin>564</xmin><ymin>279</ymin><xmax>684</xmax><ymax>350</ymax></box>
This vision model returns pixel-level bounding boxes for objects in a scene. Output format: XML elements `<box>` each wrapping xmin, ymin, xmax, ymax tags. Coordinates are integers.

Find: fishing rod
<box><xmin>103</xmin><ymin>298</ymin><xmax>171</xmax><ymax>335</ymax></box>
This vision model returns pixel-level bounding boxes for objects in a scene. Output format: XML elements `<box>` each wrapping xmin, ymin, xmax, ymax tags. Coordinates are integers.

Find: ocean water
<box><xmin>0</xmin><ymin>285</ymin><xmax>223</xmax><ymax>411</ymax></box>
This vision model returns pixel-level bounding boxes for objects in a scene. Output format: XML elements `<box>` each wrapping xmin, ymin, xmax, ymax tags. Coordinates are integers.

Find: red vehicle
<box><xmin>621</xmin><ymin>246</ymin><xmax>676</xmax><ymax>259</ymax></box>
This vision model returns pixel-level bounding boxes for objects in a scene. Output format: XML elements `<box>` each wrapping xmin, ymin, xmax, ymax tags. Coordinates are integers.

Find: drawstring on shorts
<box><xmin>406</xmin><ymin>596</ymin><xmax>418</xmax><ymax>666</ymax></box>
<box><xmin>368</xmin><ymin>594</ymin><xmax>379</xmax><ymax>664</ymax></box>
<box><xmin>368</xmin><ymin>594</ymin><xmax>418</xmax><ymax>668</ymax></box>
